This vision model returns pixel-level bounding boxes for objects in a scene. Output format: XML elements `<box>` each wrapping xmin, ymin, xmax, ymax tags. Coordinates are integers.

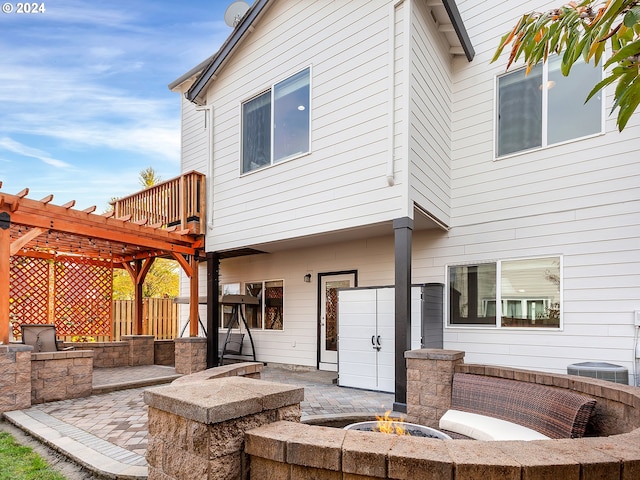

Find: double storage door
<box><xmin>337</xmin><ymin>287</ymin><xmax>422</xmax><ymax>393</ymax></box>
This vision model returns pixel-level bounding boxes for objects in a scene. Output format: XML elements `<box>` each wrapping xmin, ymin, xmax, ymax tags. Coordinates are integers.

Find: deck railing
<box><xmin>112</xmin><ymin>171</ymin><xmax>206</xmax><ymax>235</ymax></box>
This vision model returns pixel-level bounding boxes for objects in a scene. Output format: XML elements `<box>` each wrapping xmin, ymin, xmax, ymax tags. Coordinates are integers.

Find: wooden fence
<box><xmin>59</xmin><ymin>298</ymin><xmax>179</xmax><ymax>342</ymax></box>
<box><xmin>112</xmin><ymin>298</ymin><xmax>179</xmax><ymax>341</ymax></box>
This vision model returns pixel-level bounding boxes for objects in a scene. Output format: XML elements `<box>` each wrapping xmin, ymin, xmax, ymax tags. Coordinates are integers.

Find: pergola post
<box><xmin>189</xmin><ymin>254</ymin><xmax>199</xmax><ymax>337</ymax></box>
<box><xmin>0</xmin><ymin>210</ymin><xmax>11</xmax><ymax>344</ymax></box>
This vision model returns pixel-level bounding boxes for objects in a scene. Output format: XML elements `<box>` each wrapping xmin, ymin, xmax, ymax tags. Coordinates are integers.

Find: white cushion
<box><xmin>439</xmin><ymin>410</ymin><xmax>550</xmax><ymax>441</ymax></box>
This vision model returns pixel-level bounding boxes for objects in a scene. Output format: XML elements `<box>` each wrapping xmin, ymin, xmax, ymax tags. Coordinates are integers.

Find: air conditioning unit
<box><xmin>567</xmin><ymin>362</ymin><xmax>629</xmax><ymax>385</ymax></box>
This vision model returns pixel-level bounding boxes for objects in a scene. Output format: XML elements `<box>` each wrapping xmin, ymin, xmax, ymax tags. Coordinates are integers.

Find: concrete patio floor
<box><xmin>3</xmin><ymin>364</ymin><xmax>395</xmax><ymax>479</ymax></box>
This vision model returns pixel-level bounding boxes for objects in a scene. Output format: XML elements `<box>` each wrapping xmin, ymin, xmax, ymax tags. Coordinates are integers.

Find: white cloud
<box><xmin>0</xmin><ymin>137</ymin><xmax>71</xmax><ymax>168</ymax></box>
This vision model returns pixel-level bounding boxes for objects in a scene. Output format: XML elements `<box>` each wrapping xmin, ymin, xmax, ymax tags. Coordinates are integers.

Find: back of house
<box><xmin>170</xmin><ymin>0</ymin><xmax>640</xmax><ymax>388</ymax></box>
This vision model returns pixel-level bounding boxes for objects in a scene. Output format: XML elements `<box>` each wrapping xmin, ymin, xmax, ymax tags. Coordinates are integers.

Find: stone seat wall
<box><xmin>30</xmin><ymin>350</ymin><xmax>93</xmax><ymax>404</ymax></box>
<box><xmin>145</xmin><ymin>351</ymin><xmax>640</xmax><ymax>480</ymax></box>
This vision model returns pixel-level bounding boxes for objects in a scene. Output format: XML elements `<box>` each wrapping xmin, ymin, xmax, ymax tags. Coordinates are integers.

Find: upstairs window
<box><xmin>496</xmin><ymin>56</ymin><xmax>602</xmax><ymax>158</ymax></box>
<box><xmin>242</xmin><ymin>67</ymin><xmax>310</xmax><ymax>173</ymax></box>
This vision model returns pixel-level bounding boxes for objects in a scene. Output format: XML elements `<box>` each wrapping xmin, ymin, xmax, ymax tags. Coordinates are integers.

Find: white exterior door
<box><xmin>319</xmin><ymin>273</ymin><xmax>356</xmax><ymax>371</ymax></box>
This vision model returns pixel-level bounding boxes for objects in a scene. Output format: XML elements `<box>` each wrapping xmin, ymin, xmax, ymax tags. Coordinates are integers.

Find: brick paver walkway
<box><xmin>5</xmin><ymin>364</ymin><xmax>396</xmax><ymax>478</ymax></box>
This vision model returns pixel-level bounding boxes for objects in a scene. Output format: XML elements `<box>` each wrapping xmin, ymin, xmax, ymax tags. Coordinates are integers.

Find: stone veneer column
<box><xmin>174</xmin><ymin>337</ymin><xmax>207</xmax><ymax>374</ymax></box>
<box><xmin>0</xmin><ymin>344</ymin><xmax>32</xmax><ymax>412</ymax></box>
<box><xmin>405</xmin><ymin>349</ymin><xmax>465</xmax><ymax>428</ymax></box>
<box><xmin>144</xmin><ymin>376</ymin><xmax>303</xmax><ymax>480</ymax></box>
<box><xmin>122</xmin><ymin>335</ymin><xmax>155</xmax><ymax>366</ymax></box>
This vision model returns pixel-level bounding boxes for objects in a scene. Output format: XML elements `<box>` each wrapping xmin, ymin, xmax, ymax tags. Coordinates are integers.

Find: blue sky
<box><xmin>0</xmin><ymin>0</ymin><xmax>244</xmax><ymax>210</ymax></box>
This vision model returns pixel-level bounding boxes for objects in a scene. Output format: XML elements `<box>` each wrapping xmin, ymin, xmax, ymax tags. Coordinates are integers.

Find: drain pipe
<box><xmin>195</xmin><ymin>104</ymin><xmax>214</xmax><ymax>232</ymax></box>
<box><xmin>387</xmin><ymin>0</ymin><xmax>405</xmax><ymax>187</ymax></box>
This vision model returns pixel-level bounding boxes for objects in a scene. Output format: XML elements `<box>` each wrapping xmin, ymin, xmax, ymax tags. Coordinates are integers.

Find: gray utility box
<box><xmin>567</xmin><ymin>362</ymin><xmax>629</xmax><ymax>385</ymax></box>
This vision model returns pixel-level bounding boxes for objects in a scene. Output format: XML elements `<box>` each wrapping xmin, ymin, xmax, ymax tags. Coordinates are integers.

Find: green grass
<box><xmin>0</xmin><ymin>431</ymin><xmax>66</xmax><ymax>480</ymax></box>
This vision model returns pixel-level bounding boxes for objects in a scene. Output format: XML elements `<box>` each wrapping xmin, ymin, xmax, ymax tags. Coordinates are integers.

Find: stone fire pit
<box><xmin>345</xmin><ymin>420</ymin><xmax>452</xmax><ymax>439</ymax></box>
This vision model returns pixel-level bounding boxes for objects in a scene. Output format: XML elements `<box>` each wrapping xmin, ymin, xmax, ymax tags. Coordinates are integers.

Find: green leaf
<box><xmin>616</xmin><ymin>76</ymin><xmax>640</xmax><ymax>131</ymax></box>
<box><xmin>623</xmin><ymin>9</ymin><xmax>637</xmax><ymax>28</ymax></box>
<box><xmin>604</xmin><ymin>38</ymin><xmax>640</xmax><ymax>69</ymax></box>
<box><xmin>585</xmin><ymin>71</ymin><xmax>621</xmax><ymax>103</ymax></box>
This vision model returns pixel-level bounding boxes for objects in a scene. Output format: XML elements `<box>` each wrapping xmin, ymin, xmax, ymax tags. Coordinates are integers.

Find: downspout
<box><xmin>195</xmin><ymin>104</ymin><xmax>214</xmax><ymax>232</ymax></box>
<box><xmin>387</xmin><ymin>1</ymin><xmax>405</xmax><ymax>187</ymax></box>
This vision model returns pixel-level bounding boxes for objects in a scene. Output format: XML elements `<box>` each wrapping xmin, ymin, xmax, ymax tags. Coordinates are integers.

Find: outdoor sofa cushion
<box><xmin>439</xmin><ymin>409</ymin><xmax>550</xmax><ymax>441</ymax></box>
<box><xmin>446</xmin><ymin>373</ymin><xmax>596</xmax><ymax>439</ymax></box>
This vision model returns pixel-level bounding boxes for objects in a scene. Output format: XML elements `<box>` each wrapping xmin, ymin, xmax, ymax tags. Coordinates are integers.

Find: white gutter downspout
<box><xmin>195</xmin><ymin>104</ymin><xmax>214</xmax><ymax>231</ymax></box>
<box><xmin>387</xmin><ymin>1</ymin><xmax>403</xmax><ymax>187</ymax></box>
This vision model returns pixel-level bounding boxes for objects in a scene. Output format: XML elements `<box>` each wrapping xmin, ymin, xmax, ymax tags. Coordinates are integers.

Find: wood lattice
<box><xmin>9</xmin><ymin>256</ymin><xmax>50</xmax><ymax>339</ymax></box>
<box><xmin>54</xmin><ymin>258</ymin><xmax>113</xmax><ymax>337</ymax></box>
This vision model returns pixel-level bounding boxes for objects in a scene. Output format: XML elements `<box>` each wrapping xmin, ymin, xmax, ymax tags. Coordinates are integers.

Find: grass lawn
<box><xmin>0</xmin><ymin>431</ymin><xmax>66</xmax><ymax>480</ymax></box>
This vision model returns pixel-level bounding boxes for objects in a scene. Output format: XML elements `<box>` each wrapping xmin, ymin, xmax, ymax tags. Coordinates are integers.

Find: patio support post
<box><xmin>123</xmin><ymin>258</ymin><xmax>154</xmax><ymax>335</ymax></box>
<box><xmin>189</xmin><ymin>253</ymin><xmax>199</xmax><ymax>337</ymax></box>
<box><xmin>206</xmin><ymin>252</ymin><xmax>220</xmax><ymax>368</ymax></box>
<box><xmin>134</xmin><ymin>260</ymin><xmax>144</xmax><ymax>335</ymax></box>
<box><xmin>0</xmin><ymin>210</ymin><xmax>10</xmax><ymax>345</ymax></box>
<box><xmin>393</xmin><ymin>216</ymin><xmax>413</xmax><ymax>413</ymax></box>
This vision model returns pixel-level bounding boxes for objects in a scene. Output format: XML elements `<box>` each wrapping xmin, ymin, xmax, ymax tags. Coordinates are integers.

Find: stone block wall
<box><xmin>68</xmin><ymin>342</ymin><xmax>129</xmax><ymax>368</ymax></box>
<box><xmin>30</xmin><ymin>350</ymin><xmax>93</xmax><ymax>404</ymax></box>
<box><xmin>174</xmin><ymin>337</ymin><xmax>207</xmax><ymax>374</ymax></box>
<box><xmin>122</xmin><ymin>335</ymin><xmax>155</xmax><ymax>366</ymax></box>
<box><xmin>144</xmin><ymin>376</ymin><xmax>303</xmax><ymax>480</ymax></box>
<box><xmin>405</xmin><ymin>349</ymin><xmax>465</xmax><ymax>428</ymax></box>
<box><xmin>0</xmin><ymin>345</ymin><xmax>32</xmax><ymax>413</ymax></box>
<box><xmin>247</xmin><ymin>421</ymin><xmax>640</xmax><ymax>480</ymax></box>
<box><xmin>154</xmin><ymin>339</ymin><xmax>175</xmax><ymax>366</ymax></box>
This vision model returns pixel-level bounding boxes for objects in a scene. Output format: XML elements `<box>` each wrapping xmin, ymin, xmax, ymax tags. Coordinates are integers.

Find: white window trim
<box><xmin>445</xmin><ymin>256</ymin><xmax>564</xmax><ymax>331</ymax></box>
<box><xmin>493</xmin><ymin>60</ymin><xmax>605</xmax><ymax>161</ymax></box>
<box><xmin>239</xmin><ymin>66</ymin><xmax>312</xmax><ymax>176</ymax></box>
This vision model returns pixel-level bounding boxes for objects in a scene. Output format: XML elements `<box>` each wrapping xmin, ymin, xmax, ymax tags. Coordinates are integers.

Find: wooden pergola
<box><xmin>0</xmin><ymin>183</ymin><xmax>204</xmax><ymax>345</ymax></box>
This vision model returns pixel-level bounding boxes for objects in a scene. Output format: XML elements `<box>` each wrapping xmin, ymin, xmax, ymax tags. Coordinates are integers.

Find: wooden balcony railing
<box><xmin>112</xmin><ymin>171</ymin><xmax>206</xmax><ymax>235</ymax></box>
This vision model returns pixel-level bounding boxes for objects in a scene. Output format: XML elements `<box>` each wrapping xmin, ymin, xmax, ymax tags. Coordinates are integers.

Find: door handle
<box><xmin>376</xmin><ymin>336</ymin><xmax>381</xmax><ymax>347</ymax></box>
<box><xmin>371</xmin><ymin>336</ymin><xmax>375</xmax><ymax>348</ymax></box>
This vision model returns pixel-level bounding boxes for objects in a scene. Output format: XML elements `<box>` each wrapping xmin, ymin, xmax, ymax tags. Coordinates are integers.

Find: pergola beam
<box><xmin>12</xmin><ymin>209</ymin><xmax>196</xmax><ymax>255</ymax></box>
<box><xmin>9</xmin><ymin>227</ymin><xmax>45</xmax><ymax>256</ymax></box>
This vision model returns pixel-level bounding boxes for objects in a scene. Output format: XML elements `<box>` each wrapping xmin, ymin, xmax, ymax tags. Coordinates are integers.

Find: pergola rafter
<box><xmin>0</xmin><ymin>183</ymin><xmax>204</xmax><ymax>345</ymax></box>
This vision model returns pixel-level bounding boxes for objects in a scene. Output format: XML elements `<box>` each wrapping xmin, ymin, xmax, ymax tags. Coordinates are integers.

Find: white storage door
<box><xmin>337</xmin><ymin>289</ymin><xmax>378</xmax><ymax>390</ymax></box>
<box><xmin>375</xmin><ymin>288</ymin><xmax>395</xmax><ymax>393</ymax></box>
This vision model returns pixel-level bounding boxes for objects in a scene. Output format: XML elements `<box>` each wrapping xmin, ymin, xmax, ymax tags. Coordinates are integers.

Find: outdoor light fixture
<box><xmin>304</xmin><ymin>273</ymin><xmax>311</xmax><ymax>283</ymax></box>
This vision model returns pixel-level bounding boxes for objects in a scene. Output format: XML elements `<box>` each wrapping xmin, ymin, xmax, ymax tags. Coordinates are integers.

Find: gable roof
<box><xmin>173</xmin><ymin>0</ymin><xmax>474</xmax><ymax>106</ymax></box>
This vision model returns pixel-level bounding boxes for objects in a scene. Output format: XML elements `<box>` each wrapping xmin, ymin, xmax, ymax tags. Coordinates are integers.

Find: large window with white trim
<box><xmin>241</xmin><ymin>67</ymin><xmax>310</xmax><ymax>173</ymax></box>
<box><xmin>448</xmin><ymin>257</ymin><xmax>561</xmax><ymax>328</ymax></box>
<box><xmin>496</xmin><ymin>56</ymin><xmax>602</xmax><ymax>157</ymax></box>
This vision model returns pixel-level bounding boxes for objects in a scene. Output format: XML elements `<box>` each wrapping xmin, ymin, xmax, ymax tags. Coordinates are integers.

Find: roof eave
<box><xmin>441</xmin><ymin>0</ymin><xmax>475</xmax><ymax>62</ymax></box>
<box><xmin>185</xmin><ymin>0</ymin><xmax>272</xmax><ymax>105</ymax></box>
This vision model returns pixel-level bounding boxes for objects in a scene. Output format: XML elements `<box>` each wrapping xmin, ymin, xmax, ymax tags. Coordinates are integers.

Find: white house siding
<box><xmin>178</xmin><ymin>82</ymin><xmax>209</xmax><ymax>174</ymax></box>
<box><xmin>430</xmin><ymin>0</ymin><xmax>640</xmax><ymax>378</ymax></box>
<box><xmin>200</xmin><ymin>0</ymin><xmax>411</xmax><ymax>253</ymax></box>
<box><xmin>408</xmin><ymin>0</ymin><xmax>453</xmax><ymax>226</ymax></box>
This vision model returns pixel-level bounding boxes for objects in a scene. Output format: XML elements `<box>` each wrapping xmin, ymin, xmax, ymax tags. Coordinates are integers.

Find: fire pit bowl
<box><xmin>344</xmin><ymin>421</ymin><xmax>452</xmax><ymax>439</ymax></box>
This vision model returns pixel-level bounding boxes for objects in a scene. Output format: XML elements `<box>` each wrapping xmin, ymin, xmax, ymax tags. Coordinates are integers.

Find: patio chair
<box><xmin>21</xmin><ymin>324</ymin><xmax>73</xmax><ymax>352</ymax></box>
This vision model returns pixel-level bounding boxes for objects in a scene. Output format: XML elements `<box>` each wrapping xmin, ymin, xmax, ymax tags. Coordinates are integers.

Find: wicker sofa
<box><xmin>439</xmin><ymin>372</ymin><xmax>597</xmax><ymax>440</ymax></box>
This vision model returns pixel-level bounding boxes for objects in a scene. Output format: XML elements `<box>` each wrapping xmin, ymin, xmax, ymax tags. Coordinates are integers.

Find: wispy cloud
<box><xmin>0</xmin><ymin>137</ymin><xmax>71</xmax><ymax>168</ymax></box>
<box><xmin>0</xmin><ymin>0</ymin><xmax>237</xmax><ymax>207</ymax></box>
